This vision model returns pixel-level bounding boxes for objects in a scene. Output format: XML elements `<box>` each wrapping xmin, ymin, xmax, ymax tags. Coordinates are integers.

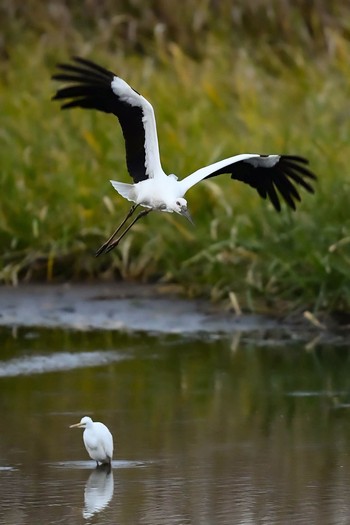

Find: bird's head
<box><xmin>173</xmin><ymin>198</ymin><xmax>194</xmax><ymax>225</ymax></box>
<box><xmin>69</xmin><ymin>416</ymin><xmax>92</xmax><ymax>429</ymax></box>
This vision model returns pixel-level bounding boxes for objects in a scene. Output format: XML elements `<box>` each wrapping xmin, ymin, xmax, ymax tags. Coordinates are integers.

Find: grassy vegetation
<box><xmin>1</xmin><ymin>1</ymin><xmax>350</xmax><ymax>313</ymax></box>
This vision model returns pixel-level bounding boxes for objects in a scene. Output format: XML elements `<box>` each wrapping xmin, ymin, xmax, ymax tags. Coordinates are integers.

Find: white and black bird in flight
<box><xmin>52</xmin><ymin>57</ymin><xmax>316</xmax><ymax>256</ymax></box>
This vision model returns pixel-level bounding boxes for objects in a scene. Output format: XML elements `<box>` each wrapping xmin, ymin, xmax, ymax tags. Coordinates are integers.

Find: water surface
<box><xmin>1</xmin><ymin>328</ymin><xmax>350</xmax><ymax>524</ymax></box>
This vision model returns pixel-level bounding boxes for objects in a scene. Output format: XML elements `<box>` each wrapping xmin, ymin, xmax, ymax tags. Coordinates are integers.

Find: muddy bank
<box><xmin>0</xmin><ymin>283</ymin><xmax>346</xmax><ymax>342</ymax></box>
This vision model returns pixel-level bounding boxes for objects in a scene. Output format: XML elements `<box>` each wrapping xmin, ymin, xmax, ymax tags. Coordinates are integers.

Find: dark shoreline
<box><xmin>0</xmin><ymin>283</ymin><xmax>348</xmax><ymax>345</ymax></box>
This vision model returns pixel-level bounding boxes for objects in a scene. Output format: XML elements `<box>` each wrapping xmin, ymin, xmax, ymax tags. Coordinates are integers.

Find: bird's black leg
<box><xmin>95</xmin><ymin>204</ymin><xmax>139</xmax><ymax>257</ymax></box>
<box><xmin>104</xmin><ymin>209</ymin><xmax>152</xmax><ymax>254</ymax></box>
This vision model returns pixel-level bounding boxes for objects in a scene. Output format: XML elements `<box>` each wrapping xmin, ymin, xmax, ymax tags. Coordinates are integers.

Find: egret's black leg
<box><xmin>95</xmin><ymin>204</ymin><xmax>139</xmax><ymax>257</ymax></box>
<box><xmin>104</xmin><ymin>209</ymin><xmax>152</xmax><ymax>254</ymax></box>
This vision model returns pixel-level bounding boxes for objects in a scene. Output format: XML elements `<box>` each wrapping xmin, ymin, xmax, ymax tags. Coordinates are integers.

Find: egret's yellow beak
<box><xmin>69</xmin><ymin>422</ymin><xmax>82</xmax><ymax>428</ymax></box>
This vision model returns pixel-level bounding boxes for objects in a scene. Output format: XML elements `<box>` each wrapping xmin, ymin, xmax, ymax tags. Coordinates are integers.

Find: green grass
<box><xmin>1</xmin><ymin>2</ymin><xmax>350</xmax><ymax>313</ymax></box>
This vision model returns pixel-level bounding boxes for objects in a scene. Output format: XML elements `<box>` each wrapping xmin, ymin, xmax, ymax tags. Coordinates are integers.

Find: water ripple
<box><xmin>0</xmin><ymin>350</ymin><xmax>129</xmax><ymax>377</ymax></box>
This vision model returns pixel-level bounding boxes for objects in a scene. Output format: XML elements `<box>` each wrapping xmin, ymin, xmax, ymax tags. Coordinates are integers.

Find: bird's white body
<box><xmin>53</xmin><ymin>57</ymin><xmax>316</xmax><ymax>254</ymax></box>
<box><xmin>70</xmin><ymin>416</ymin><xmax>114</xmax><ymax>465</ymax></box>
<box><xmin>111</xmin><ymin>173</ymin><xmax>184</xmax><ymax>212</ymax></box>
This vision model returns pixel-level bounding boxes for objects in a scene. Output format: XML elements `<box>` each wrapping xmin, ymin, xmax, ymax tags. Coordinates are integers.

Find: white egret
<box><xmin>52</xmin><ymin>57</ymin><xmax>317</xmax><ymax>255</ymax></box>
<box><xmin>70</xmin><ymin>416</ymin><xmax>113</xmax><ymax>466</ymax></box>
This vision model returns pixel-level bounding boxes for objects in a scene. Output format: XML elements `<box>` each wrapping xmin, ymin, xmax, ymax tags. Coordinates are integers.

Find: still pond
<box><xmin>1</xmin><ymin>327</ymin><xmax>350</xmax><ymax>524</ymax></box>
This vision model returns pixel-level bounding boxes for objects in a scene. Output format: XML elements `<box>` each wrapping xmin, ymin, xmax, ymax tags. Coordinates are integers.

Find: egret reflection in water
<box><xmin>83</xmin><ymin>464</ymin><xmax>114</xmax><ymax>519</ymax></box>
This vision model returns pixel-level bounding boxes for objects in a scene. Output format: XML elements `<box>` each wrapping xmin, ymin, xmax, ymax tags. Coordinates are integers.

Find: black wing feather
<box><xmin>265</xmin><ymin>178</ymin><xmax>281</xmax><ymax>211</ymax></box>
<box><xmin>273</xmin><ymin>170</ymin><xmax>299</xmax><ymax>210</ymax></box>
<box><xmin>52</xmin><ymin>57</ymin><xmax>147</xmax><ymax>183</ymax></box>
<box><xmin>203</xmin><ymin>155</ymin><xmax>316</xmax><ymax>211</ymax></box>
<box><xmin>282</xmin><ymin>166</ymin><xmax>315</xmax><ymax>194</ymax></box>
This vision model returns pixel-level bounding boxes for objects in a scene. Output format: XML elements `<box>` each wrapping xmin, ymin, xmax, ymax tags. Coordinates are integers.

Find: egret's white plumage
<box><xmin>52</xmin><ymin>57</ymin><xmax>317</xmax><ymax>255</ymax></box>
<box><xmin>70</xmin><ymin>416</ymin><xmax>113</xmax><ymax>466</ymax></box>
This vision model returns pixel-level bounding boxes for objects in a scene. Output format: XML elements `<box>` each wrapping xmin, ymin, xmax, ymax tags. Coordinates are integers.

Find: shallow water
<box><xmin>1</xmin><ymin>327</ymin><xmax>350</xmax><ymax>524</ymax></box>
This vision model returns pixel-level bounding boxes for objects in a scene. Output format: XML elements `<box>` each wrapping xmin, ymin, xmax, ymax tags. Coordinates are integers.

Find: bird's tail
<box><xmin>110</xmin><ymin>180</ymin><xmax>136</xmax><ymax>203</ymax></box>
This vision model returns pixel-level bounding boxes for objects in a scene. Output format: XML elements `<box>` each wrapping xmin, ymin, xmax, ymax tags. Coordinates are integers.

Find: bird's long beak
<box><xmin>181</xmin><ymin>206</ymin><xmax>194</xmax><ymax>225</ymax></box>
<box><xmin>69</xmin><ymin>422</ymin><xmax>82</xmax><ymax>428</ymax></box>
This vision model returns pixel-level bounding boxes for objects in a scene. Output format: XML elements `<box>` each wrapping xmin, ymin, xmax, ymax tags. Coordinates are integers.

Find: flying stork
<box><xmin>52</xmin><ymin>57</ymin><xmax>316</xmax><ymax>256</ymax></box>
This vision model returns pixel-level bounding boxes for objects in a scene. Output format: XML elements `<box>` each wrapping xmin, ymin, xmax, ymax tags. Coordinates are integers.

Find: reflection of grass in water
<box><xmin>1</xmin><ymin>2</ymin><xmax>350</xmax><ymax>312</ymax></box>
<box><xmin>2</xmin><ymin>328</ymin><xmax>350</xmax><ymax>463</ymax></box>
<box><xmin>2</xmin><ymin>328</ymin><xmax>350</xmax><ymax>522</ymax></box>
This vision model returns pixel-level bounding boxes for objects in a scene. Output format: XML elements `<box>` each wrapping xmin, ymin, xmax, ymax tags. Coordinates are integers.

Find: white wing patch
<box><xmin>111</xmin><ymin>77</ymin><xmax>141</xmax><ymax>106</ymax></box>
<box><xmin>111</xmin><ymin>76</ymin><xmax>164</xmax><ymax>179</ymax></box>
<box><xmin>245</xmin><ymin>155</ymin><xmax>280</xmax><ymax>168</ymax></box>
<box><xmin>180</xmin><ymin>153</ymin><xmax>262</xmax><ymax>194</ymax></box>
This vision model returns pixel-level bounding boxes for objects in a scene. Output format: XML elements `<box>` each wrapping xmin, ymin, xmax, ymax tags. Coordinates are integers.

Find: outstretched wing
<box><xmin>52</xmin><ymin>57</ymin><xmax>163</xmax><ymax>183</ymax></box>
<box><xmin>180</xmin><ymin>154</ymin><xmax>316</xmax><ymax>211</ymax></box>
